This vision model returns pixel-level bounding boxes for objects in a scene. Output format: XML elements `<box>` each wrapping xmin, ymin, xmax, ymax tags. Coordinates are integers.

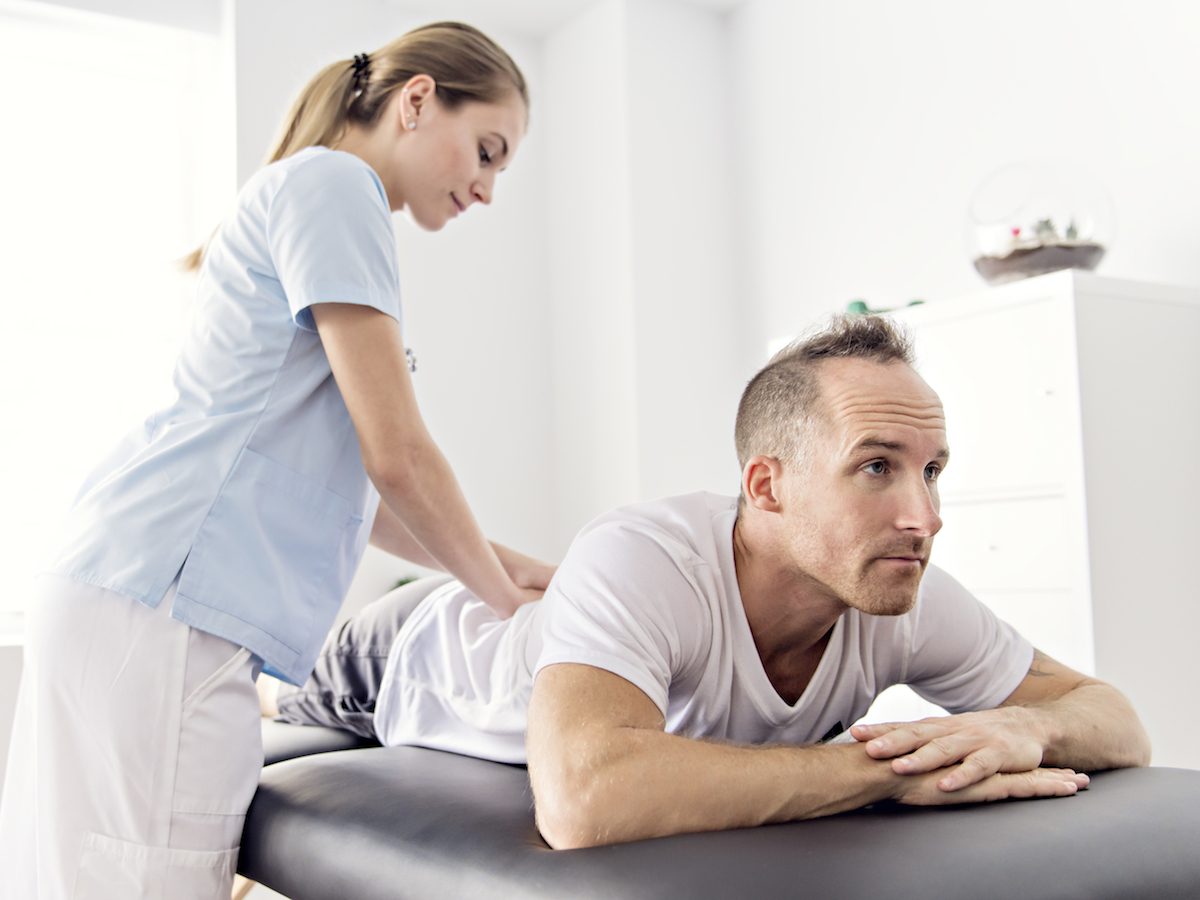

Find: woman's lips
<box><xmin>451</xmin><ymin>193</ymin><xmax>464</xmax><ymax>213</ymax></box>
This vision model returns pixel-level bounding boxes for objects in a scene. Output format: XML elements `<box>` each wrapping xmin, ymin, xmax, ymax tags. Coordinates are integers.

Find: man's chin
<box><xmin>856</xmin><ymin>593</ymin><xmax>918</xmax><ymax>617</ymax></box>
<box><xmin>852</xmin><ymin>570</ymin><xmax>923</xmax><ymax>616</ymax></box>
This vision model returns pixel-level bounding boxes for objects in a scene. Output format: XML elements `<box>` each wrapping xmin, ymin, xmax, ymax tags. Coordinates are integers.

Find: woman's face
<box><xmin>390</xmin><ymin>87</ymin><xmax>527</xmax><ymax>231</ymax></box>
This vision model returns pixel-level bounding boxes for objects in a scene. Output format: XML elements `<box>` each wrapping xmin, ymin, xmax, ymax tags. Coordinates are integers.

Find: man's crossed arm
<box><xmin>526</xmin><ymin>652</ymin><xmax>1150</xmax><ymax>850</ymax></box>
<box><xmin>851</xmin><ymin>649</ymin><xmax>1151</xmax><ymax>790</ymax></box>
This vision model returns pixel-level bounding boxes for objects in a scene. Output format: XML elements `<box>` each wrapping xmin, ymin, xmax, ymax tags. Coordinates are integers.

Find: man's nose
<box><xmin>897</xmin><ymin>477</ymin><xmax>942</xmax><ymax>537</ymax></box>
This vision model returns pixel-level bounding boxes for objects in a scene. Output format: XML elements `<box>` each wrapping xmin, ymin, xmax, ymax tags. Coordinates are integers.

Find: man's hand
<box><xmin>850</xmin><ymin>648</ymin><xmax>1151</xmax><ymax>792</ymax></box>
<box><xmin>891</xmin><ymin>764</ymin><xmax>1089</xmax><ymax>805</ymax></box>
<box><xmin>851</xmin><ymin>708</ymin><xmax>1047</xmax><ymax>792</ymax></box>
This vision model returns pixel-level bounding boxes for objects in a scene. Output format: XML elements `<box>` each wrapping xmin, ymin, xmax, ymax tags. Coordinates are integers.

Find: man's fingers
<box><xmin>897</xmin><ymin>767</ymin><xmax>1089</xmax><ymax>806</ymax></box>
<box><xmin>976</xmin><ymin>768</ymin><xmax>1088</xmax><ymax>801</ymax></box>
<box><xmin>861</xmin><ymin>722</ymin><xmax>944</xmax><ymax>760</ymax></box>
<box><xmin>933</xmin><ymin>749</ymin><xmax>1002</xmax><ymax>791</ymax></box>
<box><xmin>850</xmin><ymin>722</ymin><xmax>903</xmax><ymax>742</ymax></box>
<box><xmin>887</xmin><ymin>734</ymin><xmax>981</xmax><ymax>777</ymax></box>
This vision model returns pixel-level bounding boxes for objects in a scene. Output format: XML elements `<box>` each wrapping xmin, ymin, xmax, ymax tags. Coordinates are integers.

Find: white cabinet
<box><xmin>888</xmin><ymin>270</ymin><xmax>1200</xmax><ymax>769</ymax></box>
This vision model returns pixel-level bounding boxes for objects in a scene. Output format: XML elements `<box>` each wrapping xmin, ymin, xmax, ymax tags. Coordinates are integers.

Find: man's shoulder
<box><xmin>537</xmin><ymin>494</ymin><xmax>735</xmax><ymax>701</ymax></box>
<box><xmin>578</xmin><ymin>491</ymin><xmax>737</xmax><ymax>544</ymax></box>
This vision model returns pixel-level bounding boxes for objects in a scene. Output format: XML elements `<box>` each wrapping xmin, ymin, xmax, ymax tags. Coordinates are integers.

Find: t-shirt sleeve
<box><xmin>903</xmin><ymin>565</ymin><xmax>1034</xmax><ymax>714</ymax></box>
<box><xmin>266</xmin><ymin>152</ymin><xmax>401</xmax><ymax>332</ymax></box>
<box><xmin>534</xmin><ymin>522</ymin><xmax>712</xmax><ymax>716</ymax></box>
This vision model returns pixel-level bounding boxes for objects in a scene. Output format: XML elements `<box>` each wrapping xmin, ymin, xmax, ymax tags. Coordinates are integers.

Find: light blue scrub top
<box><xmin>53</xmin><ymin>147</ymin><xmax>402</xmax><ymax>684</ymax></box>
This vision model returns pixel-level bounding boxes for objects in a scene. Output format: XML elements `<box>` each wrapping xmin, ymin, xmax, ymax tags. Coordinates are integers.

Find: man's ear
<box><xmin>742</xmin><ymin>456</ymin><xmax>785</xmax><ymax>513</ymax></box>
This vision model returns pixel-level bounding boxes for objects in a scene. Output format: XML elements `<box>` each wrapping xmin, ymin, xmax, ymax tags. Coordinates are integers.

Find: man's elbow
<box><xmin>1126</xmin><ymin>722</ymin><xmax>1153</xmax><ymax>768</ymax></box>
<box><xmin>531</xmin><ymin>772</ymin><xmax>620</xmax><ymax>850</ymax></box>
<box><xmin>1106</xmin><ymin>690</ymin><xmax>1153</xmax><ymax>769</ymax></box>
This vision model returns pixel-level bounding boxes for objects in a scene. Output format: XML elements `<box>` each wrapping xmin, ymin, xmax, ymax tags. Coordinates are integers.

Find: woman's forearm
<box><xmin>313</xmin><ymin>302</ymin><xmax>528</xmax><ymax>617</ymax></box>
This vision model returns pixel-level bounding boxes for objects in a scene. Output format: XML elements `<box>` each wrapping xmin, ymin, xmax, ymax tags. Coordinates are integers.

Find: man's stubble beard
<box><xmin>849</xmin><ymin>550</ymin><xmax>930</xmax><ymax>617</ymax></box>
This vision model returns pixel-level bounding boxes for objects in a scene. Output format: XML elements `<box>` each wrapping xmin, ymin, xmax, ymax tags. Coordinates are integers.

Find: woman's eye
<box><xmin>864</xmin><ymin>461</ymin><xmax>886</xmax><ymax>475</ymax></box>
<box><xmin>479</xmin><ymin>145</ymin><xmax>493</xmax><ymax>164</ymax></box>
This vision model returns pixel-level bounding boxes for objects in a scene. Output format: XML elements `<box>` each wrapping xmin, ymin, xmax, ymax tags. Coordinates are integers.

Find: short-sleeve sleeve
<box><xmin>535</xmin><ymin>522</ymin><xmax>712</xmax><ymax>716</ymax></box>
<box><xmin>266</xmin><ymin>151</ymin><xmax>401</xmax><ymax>332</ymax></box>
<box><xmin>904</xmin><ymin>566</ymin><xmax>1035</xmax><ymax>714</ymax></box>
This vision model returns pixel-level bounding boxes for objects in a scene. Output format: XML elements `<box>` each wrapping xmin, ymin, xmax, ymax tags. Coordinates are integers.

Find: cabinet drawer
<box><xmin>932</xmin><ymin>496</ymin><xmax>1075</xmax><ymax>592</ymax></box>
<box><xmin>897</xmin><ymin>296</ymin><xmax>1078</xmax><ymax>495</ymax></box>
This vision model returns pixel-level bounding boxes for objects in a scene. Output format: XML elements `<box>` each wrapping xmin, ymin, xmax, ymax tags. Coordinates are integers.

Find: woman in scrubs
<box><xmin>0</xmin><ymin>22</ymin><xmax>548</xmax><ymax>900</ymax></box>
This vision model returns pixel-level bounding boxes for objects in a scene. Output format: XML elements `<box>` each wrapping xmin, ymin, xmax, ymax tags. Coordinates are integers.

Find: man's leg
<box><xmin>271</xmin><ymin>575</ymin><xmax>453</xmax><ymax>738</ymax></box>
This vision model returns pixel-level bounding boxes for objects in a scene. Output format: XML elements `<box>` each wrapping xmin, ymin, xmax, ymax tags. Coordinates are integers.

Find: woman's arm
<box><xmin>370</xmin><ymin>500</ymin><xmax>556</xmax><ymax>594</ymax></box>
<box><xmin>369</xmin><ymin>500</ymin><xmax>444</xmax><ymax>570</ymax></box>
<box><xmin>313</xmin><ymin>301</ymin><xmax>543</xmax><ymax>617</ymax></box>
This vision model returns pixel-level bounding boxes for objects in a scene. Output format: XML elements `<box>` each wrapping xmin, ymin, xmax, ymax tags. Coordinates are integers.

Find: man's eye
<box><xmin>864</xmin><ymin>461</ymin><xmax>886</xmax><ymax>475</ymax></box>
<box><xmin>924</xmin><ymin>464</ymin><xmax>941</xmax><ymax>481</ymax></box>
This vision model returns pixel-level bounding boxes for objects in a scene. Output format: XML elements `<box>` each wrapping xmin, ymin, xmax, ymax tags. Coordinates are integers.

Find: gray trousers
<box><xmin>275</xmin><ymin>575</ymin><xmax>453</xmax><ymax>739</ymax></box>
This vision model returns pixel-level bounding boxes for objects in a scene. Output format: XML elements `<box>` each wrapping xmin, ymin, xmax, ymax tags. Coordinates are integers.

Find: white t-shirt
<box><xmin>373</xmin><ymin>492</ymin><xmax>1033</xmax><ymax>763</ymax></box>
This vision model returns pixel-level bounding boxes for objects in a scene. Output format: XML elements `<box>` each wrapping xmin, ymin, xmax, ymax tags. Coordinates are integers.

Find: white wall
<box><xmin>544</xmin><ymin>0</ymin><xmax>750</xmax><ymax>547</ymax></box>
<box><xmin>543</xmin><ymin>0</ymin><xmax>642</xmax><ymax>545</ymax></box>
<box><xmin>731</xmin><ymin>0</ymin><xmax>1200</xmax><ymax>345</ymax></box>
<box><xmin>30</xmin><ymin>0</ymin><xmax>220</xmax><ymax>32</ymax></box>
<box><xmin>625</xmin><ymin>0</ymin><xmax>747</xmax><ymax>502</ymax></box>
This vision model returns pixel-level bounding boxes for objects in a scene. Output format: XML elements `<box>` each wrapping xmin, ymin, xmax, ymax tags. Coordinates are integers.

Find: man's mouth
<box><xmin>874</xmin><ymin>547</ymin><xmax>928</xmax><ymax>567</ymax></box>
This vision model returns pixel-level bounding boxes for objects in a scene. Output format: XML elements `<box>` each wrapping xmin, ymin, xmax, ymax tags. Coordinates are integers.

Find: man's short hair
<box><xmin>734</xmin><ymin>314</ymin><xmax>916</xmax><ymax>470</ymax></box>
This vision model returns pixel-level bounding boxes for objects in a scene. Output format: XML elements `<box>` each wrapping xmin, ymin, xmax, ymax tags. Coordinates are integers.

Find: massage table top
<box><xmin>242</xmin><ymin>720</ymin><xmax>1200</xmax><ymax>900</ymax></box>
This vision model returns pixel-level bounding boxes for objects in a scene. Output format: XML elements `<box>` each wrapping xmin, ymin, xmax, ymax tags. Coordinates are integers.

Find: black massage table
<box><xmin>241</xmin><ymin>719</ymin><xmax>1200</xmax><ymax>899</ymax></box>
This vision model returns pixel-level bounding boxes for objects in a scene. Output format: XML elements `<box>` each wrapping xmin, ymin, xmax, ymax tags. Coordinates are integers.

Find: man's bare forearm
<box><xmin>1025</xmin><ymin>681</ymin><xmax>1151</xmax><ymax>770</ymax></box>
<box><xmin>531</xmin><ymin>726</ymin><xmax>898</xmax><ymax>849</ymax></box>
<box><xmin>526</xmin><ymin>665</ymin><xmax>1088</xmax><ymax>849</ymax></box>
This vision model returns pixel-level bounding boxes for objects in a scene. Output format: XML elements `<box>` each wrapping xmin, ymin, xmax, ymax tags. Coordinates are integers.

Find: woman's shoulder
<box><xmin>276</xmin><ymin>146</ymin><xmax>373</xmax><ymax>177</ymax></box>
<box><xmin>245</xmin><ymin>147</ymin><xmax>387</xmax><ymax>210</ymax></box>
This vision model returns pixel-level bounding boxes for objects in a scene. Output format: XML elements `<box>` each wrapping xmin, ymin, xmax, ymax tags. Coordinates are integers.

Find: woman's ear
<box><xmin>398</xmin><ymin>73</ymin><xmax>437</xmax><ymax>130</ymax></box>
<box><xmin>742</xmin><ymin>456</ymin><xmax>786</xmax><ymax>513</ymax></box>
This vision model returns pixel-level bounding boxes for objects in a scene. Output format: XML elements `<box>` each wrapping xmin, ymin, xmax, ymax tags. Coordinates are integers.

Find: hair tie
<box><xmin>351</xmin><ymin>53</ymin><xmax>371</xmax><ymax>91</ymax></box>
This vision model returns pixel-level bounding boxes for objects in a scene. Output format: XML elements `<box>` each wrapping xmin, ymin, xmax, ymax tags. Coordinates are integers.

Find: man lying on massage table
<box><xmin>260</xmin><ymin>314</ymin><xmax>1151</xmax><ymax>850</ymax></box>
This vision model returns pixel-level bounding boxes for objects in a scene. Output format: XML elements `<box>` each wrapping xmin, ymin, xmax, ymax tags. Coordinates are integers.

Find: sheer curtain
<box><xmin>0</xmin><ymin>0</ymin><xmax>233</xmax><ymax>626</ymax></box>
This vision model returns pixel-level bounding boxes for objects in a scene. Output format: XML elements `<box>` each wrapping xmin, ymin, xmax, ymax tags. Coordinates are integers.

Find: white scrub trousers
<box><xmin>0</xmin><ymin>575</ymin><xmax>263</xmax><ymax>899</ymax></box>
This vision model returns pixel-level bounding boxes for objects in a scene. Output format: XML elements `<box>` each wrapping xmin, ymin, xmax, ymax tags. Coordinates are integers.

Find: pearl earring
<box><xmin>401</xmin><ymin>89</ymin><xmax>415</xmax><ymax>130</ymax></box>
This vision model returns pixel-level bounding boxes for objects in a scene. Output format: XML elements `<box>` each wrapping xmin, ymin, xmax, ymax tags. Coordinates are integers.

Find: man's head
<box><xmin>735</xmin><ymin>315</ymin><xmax>948</xmax><ymax>617</ymax></box>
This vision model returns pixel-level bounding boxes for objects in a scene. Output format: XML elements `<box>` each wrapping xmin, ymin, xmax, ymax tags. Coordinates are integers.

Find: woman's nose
<box><xmin>473</xmin><ymin>173</ymin><xmax>495</xmax><ymax>205</ymax></box>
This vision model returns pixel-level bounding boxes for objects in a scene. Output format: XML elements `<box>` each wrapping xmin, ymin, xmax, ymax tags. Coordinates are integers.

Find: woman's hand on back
<box><xmin>491</xmin><ymin>542</ymin><xmax>557</xmax><ymax>602</ymax></box>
